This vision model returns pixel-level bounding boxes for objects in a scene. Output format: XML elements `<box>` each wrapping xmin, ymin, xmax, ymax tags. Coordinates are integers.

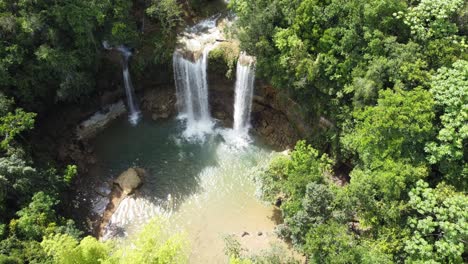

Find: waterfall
<box><xmin>116</xmin><ymin>46</ymin><xmax>141</xmax><ymax>125</ymax></box>
<box><xmin>173</xmin><ymin>16</ymin><xmax>223</xmax><ymax>140</ymax></box>
<box><xmin>233</xmin><ymin>53</ymin><xmax>256</xmax><ymax>135</ymax></box>
<box><xmin>173</xmin><ymin>48</ymin><xmax>214</xmax><ymax>139</ymax></box>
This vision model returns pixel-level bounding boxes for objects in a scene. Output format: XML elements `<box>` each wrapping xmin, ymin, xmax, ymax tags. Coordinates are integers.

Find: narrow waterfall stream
<box><xmin>233</xmin><ymin>53</ymin><xmax>256</xmax><ymax>135</ymax></box>
<box><xmin>116</xmin><ymin>46</ymin><xmax>141</xmax><ymax>125</ymax></box>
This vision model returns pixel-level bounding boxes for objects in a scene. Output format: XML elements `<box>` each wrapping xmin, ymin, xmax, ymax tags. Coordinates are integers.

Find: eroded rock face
<box><xmin>76</xmin><ymin>101</ymin><xmax>127</xmax><ymax>140</ymax></box>
<box><xmin>207</xmin><ymin>69</ymin><xmax>303</xmax><ymax>149</ymax></box>
<box><xmin>141</xmin><ymin>87</ymin><xmax>176</xmax><ymax>121</ymax></box>
<box><xmin>114</xmin><ymin>168</ymin><xmax>145</xmax><ymax>195</ymax></box>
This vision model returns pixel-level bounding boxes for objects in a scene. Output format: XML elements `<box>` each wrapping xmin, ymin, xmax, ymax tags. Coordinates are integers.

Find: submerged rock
<box><xmin>114</xmin><ymin>168</ymin><xmax>145</xmax><ymax>195</ymax></box>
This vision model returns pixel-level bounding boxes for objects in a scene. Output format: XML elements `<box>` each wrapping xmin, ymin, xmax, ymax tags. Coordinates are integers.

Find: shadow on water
<box><xmin>91</xmin><ymin>115</ymin><xmax>219</xmax><ymax>207</ymax></box>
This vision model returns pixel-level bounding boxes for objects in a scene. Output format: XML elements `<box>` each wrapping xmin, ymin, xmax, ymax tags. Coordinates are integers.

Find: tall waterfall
<box><xmin>173</xmin><ymin>48</ymin><xmax>214</xmax><ymax>139</ymax></box>
<box><xmin>173</xmin><ymin>16</ymin><xmax>222</xmax><ymax>140</ymax></box>
<box><xmin>233</xmin><ymin>53</ymin><xmax>256</xmax><ymax>135</ymax></box>
<box><xmin>116</xmin><ymin>46</ymin><xmax>141</xmax><ymax>125</ymax></box>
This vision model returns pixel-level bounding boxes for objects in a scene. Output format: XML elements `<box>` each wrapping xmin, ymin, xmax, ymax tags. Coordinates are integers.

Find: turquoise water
<box><xmin>92</xmin><ymin>116</ymin><xmax>219</xmax><ymax>204</ymax></box>
<box><xmin>88</xmin><ymin>115</ymin><xmax>283</xmax><ymax>262</ymax></box>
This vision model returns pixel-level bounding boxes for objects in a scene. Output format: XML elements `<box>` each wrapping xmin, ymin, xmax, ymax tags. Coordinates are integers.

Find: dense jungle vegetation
<box><xmin>229</xmin><ymin>0</ymin><xmax>467</xmax><ymax>263</ymax></box>
<box><xmin>0</xmin><ymin>0</ymin><xmax>466</xmax><ymax>263</ymax></box>
<box><xmin>0</xmin><ymin>0</ymin><xmax>189</xmax><ymax>262</ymax></box>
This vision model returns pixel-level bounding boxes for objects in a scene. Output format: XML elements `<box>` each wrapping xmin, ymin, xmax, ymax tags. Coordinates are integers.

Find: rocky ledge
<box><xmin>97</xmin><ymin>167</ymin><xmax>146</xmax><ymax>238</ymax></box>
<box><xmin>76</xmin><ymin>100</ymin><xmax>127</xmax><ymax>140</ymax></box>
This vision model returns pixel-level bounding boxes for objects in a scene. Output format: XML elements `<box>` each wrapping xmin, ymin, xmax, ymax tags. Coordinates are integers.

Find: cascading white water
<box><xmin>173</xmin><ymin>48</ymin><xmax>214</xmax><ymax>139</ymax></box>
<box><xmin>116</xmin><ymin>46</ymin><xmax>141</xmax><ymax>125</ymax></box>
<box><xmin>173</xmin><ymin>16</ymin><xmax>223</xmax><ymax>140</ymax></box>
<box><xmin>220</xmin><ymin>52</ymin><xmax>256</xmax><ymax>148</ymax></box>
<box><xmin>233</xmin><ymin>53</ymin><xmax>256</xmax><ymax>135</ymax></box>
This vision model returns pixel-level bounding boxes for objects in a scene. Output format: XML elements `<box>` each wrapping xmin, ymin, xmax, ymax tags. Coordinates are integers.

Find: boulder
<box><xmin>114</xmin><ymin>168</ymin><xmax>145</xmax><ymax>195</ymax></box>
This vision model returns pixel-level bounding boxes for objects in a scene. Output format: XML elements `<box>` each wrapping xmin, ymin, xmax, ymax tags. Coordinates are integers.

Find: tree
<box><xmin>404</xmin><ymin>180</ymin><xmax>468</xmax><ymax>263</ymax></box>
<box><xmin>259</xmin><ymin>140</ymin><xmax>331</xmax><ymax>202</ymax></box>
<box><xmin>146</xmin><ymin>0</ymin><xmax>183</xmax><ymax>35</ymax></box>
<box><xmin>342</xmin><ymin>88</ymin><xmax>435</xmax><ymax>166</ymax></box>
<box><xmin>13</xmin><ymin>192</ymin><xmax>58</xmax><ymax>240</ymax></box>
<box><xmin>115</xmin><ymin>218</ymin><xmax>188</xmax><ymax>264</ymax></box>
<box><xmin>146</xmin><ymin>0</ymin><xmax>184</xmax><ymax>64</ymax></box>
<box><xmin>42</xmin><ymin>234</ymin><xmax>112</xmax><ymax>264</ymax></box>
<box><xmin>426</xmin><ymin>60</ymin><xmax>468</xmax><ymax>190</ymax></box>
<box><xmin>0</xmin><ymin>150</ymin><xmax>36</xmax><ymax>220</ymax></box>
<box><xmin>398</xmin><ymin>0</ymin><xmax>465</xmax><ymax>42</ymax></box>
<box><xmin>232</xmin><ymin>0</ymin><xmax>467</xmax><ymax>262</ymax></box>
<box><xmin>41</xmin><ymin>218</ymin><xmax>188</xmax><ymax>264</ymax></box>
<box><xmin>347</xmin><ymin>160</ymin><xmax>427</xmax><ymax>227</ymax></box>
<box><xmin>304</xmin><ymin>221</ymin><xmax>393</xmax><ymax>264</ymax></box>
<box><xmin>283</xmin><ymin>183</ymin><xmax>336</xmax><ymax>245</ymax></box>
<box><xmin>0</xmin><ymin>109</ymin><xmax>35</xmax><ymax>151</ymax></box>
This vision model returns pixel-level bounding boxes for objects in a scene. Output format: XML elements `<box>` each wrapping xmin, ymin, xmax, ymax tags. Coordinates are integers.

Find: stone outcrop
<box><xmin>76</xmin><ymin>101</ymin><xmax>127</xmax><ymax>140</ymax></box>
<box><xmin>114</xmin><ymin>168</ymin><xmax>144</xmax><ymax>195</ymax></box>
<box><xmin>97</xmin><ymin>167</ymin><xmax>146</xmax><ymax>238</ymax></box>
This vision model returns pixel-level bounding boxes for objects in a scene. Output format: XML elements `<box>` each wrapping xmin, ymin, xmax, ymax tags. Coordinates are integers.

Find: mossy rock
<box><xmin>208</xmin><ymin>41</ymin><xmax>240</xmax><ymax>79</ymax></box>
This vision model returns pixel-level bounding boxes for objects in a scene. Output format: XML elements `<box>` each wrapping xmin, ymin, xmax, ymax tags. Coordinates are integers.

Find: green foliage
<box><xmin>225</xmin><ymin>235</ymin><xmax>299</xmax><ymax>264</ymax></box>
<box><xmin>0</xmin><ymin>94</ymin><xmax>13</xmax><ymax>117</ymax></box>
<box><xmin>426</xmin><ymin>60</ymin><xmax>468</xmax><ymax>189</ymax></box>
<box><xmin>115</xmin><ymin>218</ymin><xmax>188</xmax><ymax>263</ymax></box>
<box><xmin>305</xmin><ymin>221</ymin><xmax>393</xmax><ymax>264</ymax></box>
<box><xmin>259</xmin><ymin>141</ymin><xmax>331</xmax><ymax>203</ymax></box>
<box><xmin>41</xmin><ymin>218</ymin><xmax>188</xmax><ymax>264</ymax></box>
<box><xmin>208</xmin><ymin>42</ymin><xmax>240</xmax><ymax>79</ymax></box>
<box><xmin>146</xmin><ymin>0</ymin><xmax>184</xmax><ymax>64</ymax></box>
<box><xmin>0</xmin><ymin>109</ymin><xmax>36</xmax><ymax>150</ymax></box>
<box><xmin>404</xmin><ymin>180</ymin><xmax>468</xmax><ymax>263</ymax></box>
<box><xmin>189</xmin><ymin>0</ymin><xmax>227</xmax><ymax>18</ymax></box>
<box><xmin>398</xmin><ymin>0</ymin><xmax>465</xmax><ymax>42</ymax></box>
<box><xmin>229</xmin><ymin>0</ymin><xmax>297</xmax><ymax>88</ymax></box>
<box><xmin>0</xmin><ymin>0</ymin><xmax>110</xmax><ymax>104</ymax></box>
<box><xmin>13</xmin><ymin>192</ymin><xmax>58</xmax><ymax>240</ymax></box>
<box><xmin>146</xmin><ymin>0</ymin><xmax>183</xmax><ymax>35</ymax></box>
<box><xmin>342</xmin><ymin>88</ymin><xmax>435</xmax><ymax>166</ymax></box>
<box><xmin>0</xmin><ymin>149</ymin><xmax>36</xmax><ymax>219</ymax></box>
<box><xmin>246</xmin><ymin>243</ymin><xmax>300</xmax><ymax>264</ymax></box>
<box><xmin>304</xmin><ymin>221</ymin><xmax>358</xmax><ymax>264</ymax></box>
<box><xmin>347</xmin><ymin>160</ymin><xmax>427</xmax><ymax>227</ymax></box>
<box><xmin>259</xmin><ymin>141</ymin><xmax>338</xmax><ymax>246</ymax></box>
<box><xmin>0</xmin><ymin>237</ymin><xmax>50</xmax><ymax>264</ymax></box>
<box><xmin>0</xmin><ymin>254</ymin><xmax>20</xmax><ymax>264</ymax></box>
<box><xmin>63</xmin><ymin>165</ymin><xmax>77</xmax><ymax>185</ymax></box>
<box><xmin>42</xmin><ymin>234</ymin><xmax>112</xmax><ymax>264</ymax></box>
<box><xmin>224</xmin><ymin>234</ymin><xmax>243</xmax><ymax>259</ymax></box>
<box><xmin>282</xmin><ymin>182</ymin><xmax>337</xmax><ymax>245</ymax></box>
<box><xmin>284</xmin><ymin>141</ymin><xmax>331</xmax><ymax>198</ymax></box>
